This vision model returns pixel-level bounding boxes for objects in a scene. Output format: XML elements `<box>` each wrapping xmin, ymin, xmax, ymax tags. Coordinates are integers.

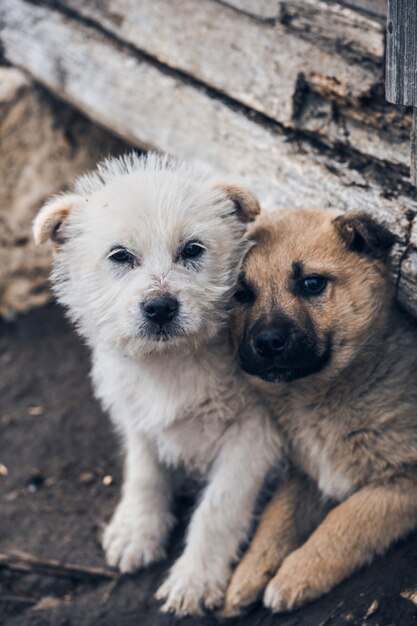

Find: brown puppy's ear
<box><xmin>217</xmin><ymin>184</ymin><xmax>261</xmax><ymax>223</ymax></box>
<box><xmin>33</xmin><ymin>194</ymin><xmax>83</xmax><ymax>246</ymax></box>
<box><xmin>334</xmin><ymin>212</ymin><xmax>395</xmax><ymax>260</ymax></box>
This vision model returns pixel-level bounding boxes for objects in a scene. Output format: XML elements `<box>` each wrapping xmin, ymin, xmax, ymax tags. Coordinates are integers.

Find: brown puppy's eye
<box><xmin>234</xmin><ymin>279</ymin><xmax>255</xmax><ymax>305</ymax></box>
<box><xmin>301</xmin><ymin>275</ymin><xmax>328</xmax><ymax>297</ymax></box>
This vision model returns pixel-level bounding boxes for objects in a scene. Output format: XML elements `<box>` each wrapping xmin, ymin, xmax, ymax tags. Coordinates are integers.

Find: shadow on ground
<box><xmin>1</xmin><ymin>304</ymin><xmax>417</xmax><ymax>625</ymax></box>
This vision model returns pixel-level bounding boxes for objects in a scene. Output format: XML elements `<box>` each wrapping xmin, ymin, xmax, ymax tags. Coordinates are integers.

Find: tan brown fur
<box><xmin>224</xmin><ymin>208</ymin><xmax>417</xmax><ymax>614</ymax></box>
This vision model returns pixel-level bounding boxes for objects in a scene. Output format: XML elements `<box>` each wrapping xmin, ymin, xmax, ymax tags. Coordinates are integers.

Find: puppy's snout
<box><xmin>253</xmin><ymin>329</ymin><xmax>288</xmax><ymax>359</ymax></box>
<box><xmin>143</xmin><ymin>296</ymin><xmax>179</xmax><ymax>326</ymax></box>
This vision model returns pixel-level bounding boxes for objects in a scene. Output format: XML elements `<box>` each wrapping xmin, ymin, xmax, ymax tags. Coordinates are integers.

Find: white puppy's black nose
<box><xmin>143</xmin><ymin>296</ymin><xmax>179</xmax><ymax>326</ymax></box>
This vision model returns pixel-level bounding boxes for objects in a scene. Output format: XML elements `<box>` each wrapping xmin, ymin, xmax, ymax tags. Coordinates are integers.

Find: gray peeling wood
<box><xmin>224</xmin><ymin>0</ymin><xmax>387</xmax><ymax>21</ymax></box>
<box><xmin>59</xmin><ymin>0</ymin><xmax>379</xmax><ymax>121</ymax></box>
<box><xmin>55</xmin><ymin>0</ymin><xmax>410</xmax><ymax>168</ymax></box>
<box><xmin>279</xmin><ymin>0</ymin><xmax>384</xmax><ymax>60</ymax></box>
<box><xmin>220</xmin><ymin>0</ymin><xmax>280</xmax><ymax>21</ymax></box>
<box><xmin>1</xmin><ymin>0</ymin><xmax>416</xmax><ymax>315</ymax></box>
<box><xmin>336</xmin><ymin>0</ymin><xmax>386</xmax><ymax>18</ymax></box>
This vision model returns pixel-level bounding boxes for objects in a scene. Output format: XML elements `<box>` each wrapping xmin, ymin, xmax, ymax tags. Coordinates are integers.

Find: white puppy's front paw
<box><xmin>155</xmin><ymin>557</ymin><xmax>229</xmax><ymax>616</ymax></box>
<box><xmin>102</xmin><ymin>504</ymin><xmax>174</xmax><ymax>573</ymax></box>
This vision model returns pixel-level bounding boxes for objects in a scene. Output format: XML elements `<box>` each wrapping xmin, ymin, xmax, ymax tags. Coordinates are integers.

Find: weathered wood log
<box><xmin>336</xmin><ymin>0</ymin><xmax>386</xmax><ymax>17</ymax></box>
<box><xmin>221</xmin><ymin>0</ymin><xmax>280</xmax><ymax>21</ymax></box>
<box><xmin>51</xmin><ymin>0</ymin><xmax>414</xmax><ymax>172</ymax></box>
<box><xmin>54</xmin><ymin>0</ymin><xmax>408</xmax><ymax>168</ymax></box>
<box><xmin>398</xmin><ymin>216</ymin><xmax>417</xmax><ymax>317</ymax></box>
<box><xmin>279</xmin><ymin>0</ymin><xmax>384</xmax><ymax>60</ymax></box>
<box><xmin>63</xmin><ymin>0</ymin><xmax>414</xmax><ymax>169</ymax></box>
<box><xmin>1</xmin><ymin>0</ymin><xmax>416</xmax><ymax>316</ymax></box>
<box><xmin>223</xmin><ymin>0</ymin><xmax>387</xmax><ymax>21</ymax></box>
<box><xmin>0</xmin><ymin>66</ymin><xmax>127</xmax><ymax>318</ymax></box>
<box><xmin>59</xmin><ymin>0</ymin><xmax>381</xmax><ymax>121</ymax></box>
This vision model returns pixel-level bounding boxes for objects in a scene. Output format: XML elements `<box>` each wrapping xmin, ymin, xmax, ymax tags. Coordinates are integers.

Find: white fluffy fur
<box><xmin>34</xmin><ymin>153</ymin><xmax>282</xmax><ymax>615</ymax></box>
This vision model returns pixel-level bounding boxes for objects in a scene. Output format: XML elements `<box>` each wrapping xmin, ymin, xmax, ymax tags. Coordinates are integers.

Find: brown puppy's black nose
<box><xmin>254</xmin><ymin>329</ymin><xmax>288</xmax><ymax>359</ymax></box>
<box><xmin>143</xmin><ymin>296</ymin><xmax>178</xmax><ymax>326</ymax></box>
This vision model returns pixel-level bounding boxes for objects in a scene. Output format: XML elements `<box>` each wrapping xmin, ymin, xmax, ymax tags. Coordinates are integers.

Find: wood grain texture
<box><xmin>56</xmin><ymin>0</ymin><xmax>409</xmax><ymax>166</ymax></box>
<box><xmin>411</xmin><ymin>108</ymin><xmax>417</xmax><ymax>187</ymax></box>
<box><xmin>220</xmin><ymin>0</ymin><xmax>280</xmax><ymax>20</ymax></box>
<box><xmin>386</xmin><ymin>0</ymin><xmax>417</xmax><ymax>106</ymax></box>
<box><xmin>0</xmin><ymin>1</ymin><xmax>406</xmax><ymax>220</ymax></box>
<box><xmin>224</xmin><ymin>0</ymin><xmax>387</xmax><ymax>21</ymax></box>
<box><xmin>280</xmin><ymin>0</ymin><xmax>384</xmax><ymax>60</ymax></box>
<box><xmin>336</xmin><ymin>0</ymin><xmax>386</xmax><ymax>17</ymax></box>
<box><xmin>59</xmin><ymin>0</ymin><xmax>380</xmax><ymax>126</ymax></box>
<box><xmin>1</xmin><ymin>0</ymin><xmax>416</xmax><ymax>315</ymax></box>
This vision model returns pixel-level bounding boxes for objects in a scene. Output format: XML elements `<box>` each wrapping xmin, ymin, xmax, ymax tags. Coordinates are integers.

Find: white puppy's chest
<box><xmin>93</xmin><ymin>346</ymin><xmax>242</xmax><ymax>472</ymax></box>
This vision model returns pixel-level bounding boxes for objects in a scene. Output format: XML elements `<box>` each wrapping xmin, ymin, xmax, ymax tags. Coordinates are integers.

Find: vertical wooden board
<box><xmin>386</xmin><ymin>0</ymin><xmax>417</xmax><ymax>105</ymax></box>
<box><xmin>411</xmin><ymin>108</ymin><xmax>417</xmax><ymax>186</ymax></box>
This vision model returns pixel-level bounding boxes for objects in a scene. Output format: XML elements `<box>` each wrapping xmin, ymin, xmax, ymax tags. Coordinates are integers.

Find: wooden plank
<box><xmin>57</xmin><ymin>0</ymin><xmax>405</xmax><ymax>165</ymax></box>
<box><xmin>280</xmin><ymin>0</ymin><xmax>384</xmax><ymax>59</ymax></box>
<box><xmin>0</xmin><ymin>1</ymin><xmax>400</xmax><ymax>218</ymax></box>
<box><xmin>224</xmin><ymin>0</ymin><xmax>387</xmax><ymax>21</ymax></box>
<box><xmin>386</xmin><ymin>0</ymin><xmax>417</xmax><ymax>106</ymax></box>
<box><xmin>398</xmin><ymin>218</ymin><xmax>417</xmax><ymax>316</ymax></box>
<box><xmin>59</xmin><ymin>0</ymin><xmax>381</xmax><ymax>129</ymax></box>
<box><xmin>336</xmin><ymin>0</ymin><xmax>386</xmax><ymax>17</ymax></box>
<box><xmin>411</xmin><ymin>109</ymin><xmax>417</xmax><ymax>186</ymax></box>
<box><xmin>1</xmin><ymin>0</ymin><xmax>416</xmax><ymax>313</ymax></box>
<box><xmin>57</xmin><ymin>0</ymin><xmax>409</xmax><ymax>168</ymax></box>
<box><xmin>220</xmin><ymin>0</ymin><xmax>279</xmax><ymax>20</ymax></box>
<box><xmin>398</xmin><ymin>253</ymin><xmax>417</xmax><ymax>317</ymax></box>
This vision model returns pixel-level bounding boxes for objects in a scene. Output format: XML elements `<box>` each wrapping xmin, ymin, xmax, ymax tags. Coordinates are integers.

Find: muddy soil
<box><xmin>1</xmin><ymin>304</ymin><xmax>417</xmax><ymax>626</ymax></box>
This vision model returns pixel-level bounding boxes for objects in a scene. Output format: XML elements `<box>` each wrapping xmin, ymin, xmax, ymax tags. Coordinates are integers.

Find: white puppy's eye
<box><xmin>181</xmin><ymin>241</ymin><xmax>205</xmax><ymax>261</ymax></box>
<box><xmin>108</xmin><ymin>247</ymin><xmax>135</xmax><ymax>266</ymax></box>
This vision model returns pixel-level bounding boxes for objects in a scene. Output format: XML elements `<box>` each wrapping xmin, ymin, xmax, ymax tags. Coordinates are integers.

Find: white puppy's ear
<box><xmin>33</xmin><ymin>194</ymin><xmax>83</xmax><ymax>246</ymax></box>
<box><xmin>217</xmin><ymin>184</ymin><xmax>261</xmax><ymax>223</ymax></box>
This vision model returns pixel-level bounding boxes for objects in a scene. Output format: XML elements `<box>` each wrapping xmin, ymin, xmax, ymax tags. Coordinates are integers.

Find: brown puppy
<box><xmin>224</xmin><ymin>208</ymin><xmax>417</xmax><ymax>614</ymax></box>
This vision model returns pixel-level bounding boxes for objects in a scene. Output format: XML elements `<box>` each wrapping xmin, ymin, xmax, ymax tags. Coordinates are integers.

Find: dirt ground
<box><xmin>1</xmin><ymin>304</ymin><xmax>417</xmax><ymax>626</ymax></box>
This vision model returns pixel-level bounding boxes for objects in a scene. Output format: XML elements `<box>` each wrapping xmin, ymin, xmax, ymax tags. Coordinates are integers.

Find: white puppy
<box><xmin>33</xmin><ymin>153</ymin><xmax>282</xmax><ymax>616</ymax></box>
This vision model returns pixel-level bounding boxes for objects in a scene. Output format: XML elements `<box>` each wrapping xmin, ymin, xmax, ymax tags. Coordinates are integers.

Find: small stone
<box><xmin>0</xmin><ymin>463</ymin><xmax>8</xmax><ymax>476</ymax></box>
<box><xmin>79</xmin><ymin>471</ymin><xmax>95</xmax><ymax>484</ymax></box>
<box><xmin>4</xmin><ymin>490</ymin><xmax>18</xmax><ymax>501</ymax></box>
<box><xmin>102</xmin><ymin>475</ymin><xmax>113</xmax><ymax>486</ymax></box>
<box><xmin>32</xmin><ymin>596</ymin><xmax>63</xmax><ymax>611</ymax></box>
<box><xmin>401</xmin><ymin>588</ymin><xmax>417</xmax><ymax>606</ymax></box>
<box><xmin>27</xmin><ymin>405</ymin><xmax>44</xmax><ymax>416</ymax></box>
<box><xmin>364</xmin><ymin>599</ymin><xmax>379</xmax><ymax>618</ymax></box>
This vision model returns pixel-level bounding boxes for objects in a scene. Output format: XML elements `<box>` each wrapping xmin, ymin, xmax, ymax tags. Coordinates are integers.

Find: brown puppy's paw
<box><xmin>263</xmin><ymin>550</ymin><xmax>322</xmax><ymax>613</ymax></box>
<box><xmin>222</xmin><ymin>558</ymin><xmax>272</xmax><ymax>616</ymax></box>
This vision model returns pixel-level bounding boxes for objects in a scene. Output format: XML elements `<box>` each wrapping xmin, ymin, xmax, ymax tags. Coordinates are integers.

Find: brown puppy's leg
<box><xmin>223</xmin><ymin>473</ymin><xmax>327</xmax><ymax>615</ymax></box>
<box><xmin>264</xmin><ymin>476</ymin><xmax>417</xmax><ymax>613</ymax></box>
